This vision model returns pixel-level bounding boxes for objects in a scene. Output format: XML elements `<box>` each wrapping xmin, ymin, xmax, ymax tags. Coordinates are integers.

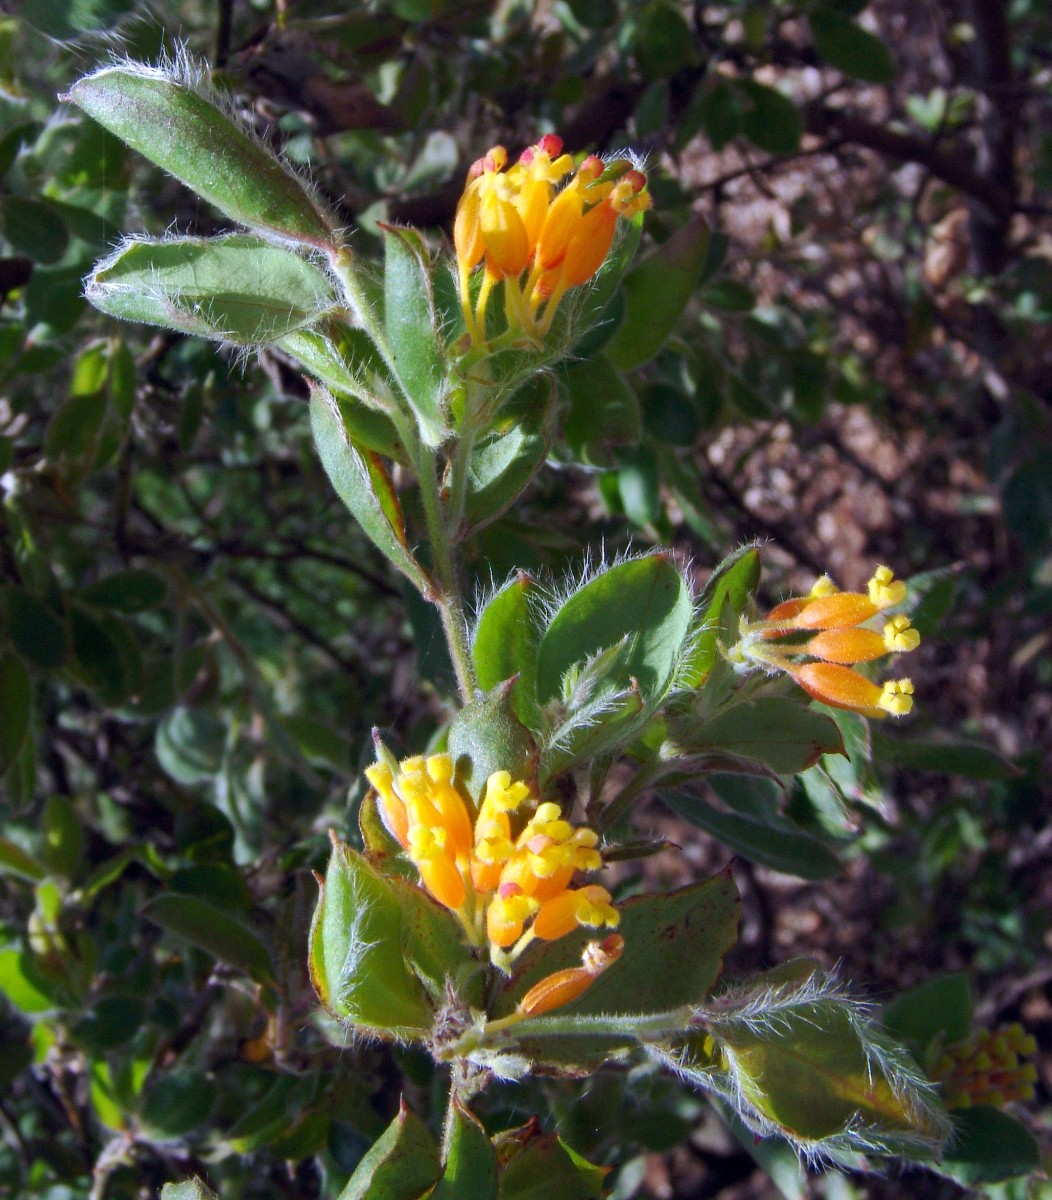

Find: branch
<box><xmin>803</xmin><ymin>104</ymin><xmax>1013</xmax><ymax>222</ymax></box>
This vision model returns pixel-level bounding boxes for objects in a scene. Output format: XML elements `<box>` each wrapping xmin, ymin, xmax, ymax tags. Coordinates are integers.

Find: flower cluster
<box><xmin>365</xmin><ymin>751</ymin><xmax>619</xmax><ymax>970</ymax></box>
<box><xmin>453</xmin><ymin>134</ymin><xmax>650</xmax><ymax>345</ymax></box>
<box><xmin>931</xmin><ymin>1024</ymin><xmax>1038</xmax><ymax>1109</ymax></box>
<box><xmin>728</xmin><ymin>566</ymin><xmax>920</xmax><ymax>717</ymax></box>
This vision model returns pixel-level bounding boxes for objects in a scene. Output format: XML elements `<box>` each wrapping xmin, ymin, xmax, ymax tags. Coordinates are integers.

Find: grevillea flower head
<box><xmin>364</xmin><ymin>749</ymin><xmax>620</xmax><ymax>986</ymax></box>
<box><xmin>453</xmin><ymin>134</ymin><xmax>650</xmax><ymax>346</ymax></box>
<box><xmin>726</xmin><ymin>566</ymin><xmax>920</xmax><ymax>717</ymax></box>
<box><xmin>931</xmin><ymin>1024</ymin><xmax>1038</xmax><ymax>1109</ymax></box>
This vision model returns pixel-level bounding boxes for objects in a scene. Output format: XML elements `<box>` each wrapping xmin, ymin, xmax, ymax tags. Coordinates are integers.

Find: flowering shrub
<box><xmin>0</xmin><ymin>40</ymin><xmax>1029</xmax><ymax>1200</ymax></box>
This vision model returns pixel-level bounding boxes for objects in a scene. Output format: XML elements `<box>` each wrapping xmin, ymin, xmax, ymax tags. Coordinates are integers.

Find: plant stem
<box><xmin>597</xmin><ymin>759</ymin><xmax>664</xmax><ymax>833</ymax></box>
<box><xmin>415</xmin><ymin>443</ymin><xmax>477</xmax><ymax>703</ymax></box>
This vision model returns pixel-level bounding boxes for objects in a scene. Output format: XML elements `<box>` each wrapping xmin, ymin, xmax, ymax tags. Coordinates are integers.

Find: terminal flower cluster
<box><xmin>365</xmin><ymin>750</ymin><xmax>619</xmax><ymax>972</ymax></box>
<box><xmin>932</xmin><ymin>1024</ymin><xmax>1038</xmax><ymax>1109</ymax></box>
<box><xmin>453</xmin><ymin>134</ymin><xmax>650</xmax><ymax>345</ymax></box>
<box><xmin>727</xmin><ymin>566</ymin><xmax>920</xmax><ymax>717</ymax></box>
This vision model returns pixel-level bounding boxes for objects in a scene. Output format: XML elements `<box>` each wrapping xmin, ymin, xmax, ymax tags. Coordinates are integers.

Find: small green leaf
<box><xmin>684</xmin><ymin>545</ymin><xmax>761</xmax><ymax>686</ymax></box>
<box><xmin>536</xmin><ymin>553</ymin><xmax>692</xmax><ymax>710</ymax></box>
<box><xmin>699</xmin><ymin>78</ymin><xmax>742</xmax><ymax>151</ymax></box>
<box><xmin>155</xmin><ymin>707</ymin><xmax>226</xmax><ymax>784</ymax></box>
<box><xmin>499</xmin><ymin>1129</ymin><xmax>607</xmax><ymax>1200</ymax></box>
<box><xmin>83</xmin><ymin>569</ymin><xmax>166</xmax><ymax>612</ymax></box>
<box><xmin>0</xmin><ymin>652</ymin><xmax>31</xmax><ymax>774</ymax></box>
<box><xmin>337</xmin><ymin>1100</ymin><xmax>442</xmax><ymax>1200</ymax></box>
<box><xmin>465</xmin><ymin>397</ymin><xmax>553</xmax><ymax>531</ymax></box>
<box><xmin>809</xmin><ymin>9</ymin><xmax>897</xmax><ymax>83</ymax></box>
<box><xmin>0</xmin><ymin>196</ymin><xmax>69</xmax><ymax>263</ymax></box>
<box><xmin>448</xmin><ymin>682</ymin><xmax>540</xmax><ymax>803</ymax></box>
<box><xmin>86</xmin><ymin>235</ymin><xmax>337</xmax><ymax>344</ymax></box>
<box><xmin>141</xmin><ymin>1073</ymin><xmax>217</xmax><ymax>1138</ymax></box>
<box><xmin>389</xmin><ymin>877</ymin><xmax>480</xmax><ymax>1009</ymax></box>
<box><xmin>0</xmin><ymin>948</ymin><xmax>56</xmax><ymax>1012</ymax></box>
<box><xmin>309</xmin><ymin>384</ymin><xmax>430</xmax><ymax>591</ymax></box>
<box><xmin>882</xmin><ymin>973</ymin><xmax>973</xmax><ymax>1050</ymax></box>
<box><xmin>607</xmin><ymin>216</ymin><xmax>710</xmax><ymax>370</ymax></box>
<box><xmin>939</xmin><ymin>1106</ymin><xmax>1040</xmax><ymax>1184</ymax></box>
<box><xmin>161</xmin><ymin>1182</ymin><xmax>222</xmax><ymax>1200</ymax></box>
<box><xmin>41</xmin><ymin>795</ymin><xmax>83</xmax><ymax>879</ymax></box>
<box><xmin>870</xmin><ymin>731</ymin><xmax>1019</xmax><ymax>780</ymax></box>
<box><xmin>738</xmin><ymin>81</ymin><xmax>802</xmax><ymax>155</ymax></box>
<box><xmin>383</xmin><ymin>225</ymin><xmax>448</xmax><ymax>445</ymax></box>
<box><xmin>142</xmin><ymin>893</ymin><xmax>275</xmax><ymax>986</ymax></box>
<box><xmin>69</xmin><ymin>605</ymin><xmax>131</xmax><ymax>703</ymax></box>
<box><xmin>672</xmin><ymin>698</ymin><xmax>845</xmax><ymax>774</ymax></box>
<box><xmin>561</xmin><ymin>355</ymin><xmax>641</xmax><ymax>466</ymax></box>
<box><xmin>6</xmin><ymin>599</ymin><xmax>69</xmax><ymax>677</ymax></box>
<box><xmin>309</xmin><ymin>838</ymin><xmax>434</xmax><ymax>1037</ymax></box>
<box><xmin>68</xmin><ymin>65</ymin><xmax>335</xmax><ymax>247</ymax></box>
<box><xmin>661</xmin><ymin>781</ymin><xmax>841</xmax><ymax>880</ymax></box>
<box><xmin>0</xmin><ymin>836</ymin><xmax>46</xmax><ymax>884</ymax></box>
<box><xmin>430</xmin><ymin>1101</ymin><xmax>497</xmax><ymax>1200</ymax></box>
<box><xmin>472</xmin><ymin>573</ymin><xmax>545</xmax><ymax>729</ymax></box>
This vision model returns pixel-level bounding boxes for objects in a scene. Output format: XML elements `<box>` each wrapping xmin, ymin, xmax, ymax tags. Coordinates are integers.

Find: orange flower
<box><xmin>727</xmin><ymin>566</ymin><xmax>920</xmax><ymax>718</ymax></box>
<box><xmin>931</xmin><ymin>1024</ymin><xmax>1038</xmax><ymax>1109</ymax></box>
<box><xmin>452</xmin><ymin>136</ymin><xmax>650</xmax><ymax>345</ymax></box>
<box><xmin>365</xmin><ymin>750</ymin><xmax>619</xmax><ymax>969</ymax></box>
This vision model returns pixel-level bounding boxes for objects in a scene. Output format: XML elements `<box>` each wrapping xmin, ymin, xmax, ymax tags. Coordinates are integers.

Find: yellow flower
<box><xmin>517</xmin><ymin>933</ymin><xmax>624</xmax><ymax>1017</ymax></box>
<box><xmin>727</xmin><ymin>566</ymin><xmax>920</xmax><ymax>718</ymax></box>
<box><xmin>931</xmin><ymin>1024</ymin><xmax>1038</xmax><ymax>1109</ymax></box>
<box><xmin>365</xmin><ymin>750</ymin><xmax>619</xmax><ymax>969</ymax></box>
<box><xmin>453</xmin><ymin>135</ymin><xmax>650</xmax><ymax>345</ymax></box>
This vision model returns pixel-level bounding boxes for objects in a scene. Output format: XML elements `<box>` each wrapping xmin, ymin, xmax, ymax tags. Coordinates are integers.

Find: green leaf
<box><xmin>684</xmin><ymin>545</ymin><xmax>761</xmax><ymax>686</ymax></box>
<box><xmin>448</xmin><ymin>683</ymin><xmax>540</xmax><ymax>804</ymax></box>
<box><xmin>699</xmin><ymin>78</ymin><xmax>742</xmax><ymax>151</ymax></box>
<box><xmin>161</xmin><ymin>1182</ymin><xmax>222</xmax><ymax>1200</ymax></box>
<box><xmin>472</xmin><ymin>573</ymin><xmax>545</xmax><ymax>729</ymax></box>
<box><xmin>155</xmin><ymin>707</ymin><xmax>226</xmax><ymax>784</ymax></box>
<box><xmin>86</xmin><ymin>235</ymin><xmax>336</xmax><ymax>344</ymax></box>
<box><xmin>309</xmin><ymin>384</ymin><xmax>429</xmax><ymax>591</ymax></box>
<box><xmin>389</xmin><ymin>877</ymin><xmax>480</xmax><ymax>1009</ymax></box>
<box><xmin>82</xmin><ymin>569</ymin><xmax>166</xmax><ymax>612</ymax></box>
<box><xmin>70</xmin><ymin>605</ymin><xmax>132</xmax><ymax>703</ymax></box>
<box><xmin>809</xmin><ymin>10</ymin><xmax>897</xmax><ymax>83</ymax></box>
<box><xmin>4</xmin><ymin>587</ymin><xmax>70</xmax><ymax>669</ymax></box>
<box><xmin>693</xmin><ymin>986</ymin><xmax>950</xmax><ymax>1151</ymax></box>
<box><xmin>738</xmin><ymin>81</ymin><xmax>803</xmax><ymax>155</ymax></box>
<box><xmin>309</xmin><ymin>838</ymin><xmax>434</xmax><ymax>1037</ymax></box>
<box><xmin>607</xmin><ymin>216</ymin><xmax>710</xmax><ymax>370</ymax></box>
<box><xmin>142</xmin><ymin>894</ymin><xmax>275</xmax><ymax>986</ymax></box>
<box><xmin>0</xmin><ymin>948</ymin><xmax>56</xmax><ymax>1012</ymax></box>
<box><xmin>536</xmin><ymin>553</ymin><xmax>692</xmax><ymax>709</ymax></box>
<box><xmin>68</xmin><ymin>65</ymin><xmax>335</xmax><ymax>247</ymax></box>
<box><xmin>672</xmin><ymin>698</ymin><xmax>845</xmax><ymax>774</ymax></box>
<box><xmin>499</xmin><ymin>1130</ymin><xmax>607</xmax><ymax>1200</ymax></box>
<box><xmin>0</xmin><ymin>652</ymin><xmax>31</xmax><ymax>774</ymax></box>
<box><xmin>465</xmin><ymin>398</ymin><xmax>553</xmax><ymax>532</ymax></box>
<box><xmin>560</xmin><ymin>355</ymin><xmax>641</xmax><ymax>466</ymax></box>
<box><xmin>661</xmin><ymin>781</ymin><xmax>841</xmax><ymax>880</ymax></box>
<box><xmin>881</xmin><ymin>973</ymin><xmax>973</xmax><ymax>1050</ymax></box>
<box><xmin>0</xmin><ymin>836</ymin><xmax>46</xmax><ymax>884</ymax></box>
<box><xmin>383</xmin><ymin>225</ymin><xmax>448</xmax><ymax>445</ymax></box>
<box><xmin>141</xmin><ymin>1073</ymin><xmax>217</xmax><ymax>1138</ymax></box>
<box><xmin>337</xmin><ymin>1100</ymin><xmax>442</xmax><ymax>1200</ymax></box>
<box><xmin>496</xmin><ymin>871</ymin><xmax>740</xmax><ymax>1021</ymax></box>
<box><xmin>939</xmin><ymin>1106</ymin><xmax>1040</xmax><ymax>1184</ymax></box>
<box><xmin>430</xmin><ymin>1101</ymin><xmax>497</xmax><ymax>1200</ymax></box>
<box><xmin>41</xmin><ymin>795</ymin><xmax>83</xmax><ymax>879</ymax></box>
<box><xmin>870</xmin><ymin>731</ymin><xmax>1019</xmax><ymax>780</ymax></box>
<box><xmin>0</xmin><ymin>196</ymin><xmax>69</xmax><ymax>263</ymax></box>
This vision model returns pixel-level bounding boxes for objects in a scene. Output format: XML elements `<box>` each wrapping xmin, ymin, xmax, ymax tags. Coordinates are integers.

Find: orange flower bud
<box><xmin>788</xmin><ymin>592</ymin><xmax>879</xmax><ymax>630</ymax></box>
<box><xmin>804</xmin><ymin>627</ymin><xmax>889</xmax><ymax>664</ymax></box>
<box><xmin>517</xmin><ymin>934</ymin><xmax>624</xmax><ymax>1017</ymax></box>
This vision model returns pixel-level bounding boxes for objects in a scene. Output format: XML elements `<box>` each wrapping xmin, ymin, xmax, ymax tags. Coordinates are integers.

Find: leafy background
<box><xmin>0</xmin><ymin>0</ymin><xmax>1049</xmax><ymax>1197</ymax></box>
